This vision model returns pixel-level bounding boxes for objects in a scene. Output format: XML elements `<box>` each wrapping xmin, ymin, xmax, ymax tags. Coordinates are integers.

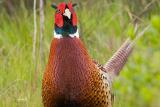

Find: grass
<box><xmin>0</xmin><ymin>0</ymin><xmax>160</xmax><ymax>107</ymax></box>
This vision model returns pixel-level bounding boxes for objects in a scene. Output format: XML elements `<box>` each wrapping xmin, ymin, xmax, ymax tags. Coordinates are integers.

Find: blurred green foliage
<box><xmin>151</xmin><ymin>15</ymin><xmax>160</xmax><ymax>32</ymax></box>
<box><xmin>0</xmin><ymin>0</ymin><xmax>160</xmax><ymax>107</ymax></box>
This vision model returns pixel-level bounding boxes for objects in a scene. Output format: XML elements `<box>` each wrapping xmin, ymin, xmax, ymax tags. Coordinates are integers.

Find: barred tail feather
<box><xmin>104</xmin><ymin>25</ymin><xmax>150</xmax><ymax>79</ymax></box>
<box><xmin>104</xmin><ymin>38</ymin><xmax>133</xmax><ymax>75</ymax></box>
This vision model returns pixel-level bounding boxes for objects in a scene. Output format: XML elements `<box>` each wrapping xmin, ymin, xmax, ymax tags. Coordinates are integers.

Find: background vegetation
<box><xmin>0</xmin><ymin>0</ymin><xmax>160</xmax><ymax>107</ymax></box>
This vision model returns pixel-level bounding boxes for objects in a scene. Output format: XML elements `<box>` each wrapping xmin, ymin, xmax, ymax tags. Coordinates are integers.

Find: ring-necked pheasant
<box><xmin>42</xmin><ymin>2</ymin><xmax>148</xmax><ymax>107</ymax></box>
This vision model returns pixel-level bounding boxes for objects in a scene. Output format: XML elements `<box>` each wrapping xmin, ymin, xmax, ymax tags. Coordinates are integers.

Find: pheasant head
<box><xmin>52</xmin><ymin>2</ymin><xmax>78</xmax><ymax>38</ymax></box>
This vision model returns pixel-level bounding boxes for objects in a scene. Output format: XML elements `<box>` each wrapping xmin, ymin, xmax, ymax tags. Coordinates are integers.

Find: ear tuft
<box><xmin>51</xmin><ymin>3</ymin><xmax>57</xmax><ymax>9</ymax></box>
<box><xmin>72</xmin><ymin>3</ymin><xmax>77</xmax><ymax>7</ymax></box>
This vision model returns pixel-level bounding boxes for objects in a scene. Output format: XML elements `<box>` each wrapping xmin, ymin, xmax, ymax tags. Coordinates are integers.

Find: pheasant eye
<box><xmin>56</xmin><ymin>9</ymin><xmax>61</xmax><ymax>13</ymax></box>
<box><xmin>70</xmin><ymin>8</ymin><xmax>74</xmax><ymax>13</ymax></box>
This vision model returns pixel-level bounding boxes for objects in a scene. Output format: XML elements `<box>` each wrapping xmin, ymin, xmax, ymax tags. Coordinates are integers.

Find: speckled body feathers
<box><xmin>42</xmin><ymin>38</ymin><xmax>112</xmax><ymax>107</ymax></box>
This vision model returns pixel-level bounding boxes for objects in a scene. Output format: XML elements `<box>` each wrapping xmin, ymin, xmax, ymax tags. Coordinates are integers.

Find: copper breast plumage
<box><xmin>42</xmin><ymin>38</ymin><xmax>112</xmax><ymax>107</ymax></box>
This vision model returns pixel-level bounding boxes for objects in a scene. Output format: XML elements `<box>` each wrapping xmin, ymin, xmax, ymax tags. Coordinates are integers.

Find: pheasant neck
<box><xmin>54</xmin><ymin>25</ymin><xmax>79</xmax><ymax>39</ymax></box>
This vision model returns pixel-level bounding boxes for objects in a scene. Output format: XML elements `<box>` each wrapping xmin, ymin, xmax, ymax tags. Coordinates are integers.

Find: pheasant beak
<box><xmin>63</xmin><ymin>8</ymin><xmax>71</xmax><ymax>19</ymax></box>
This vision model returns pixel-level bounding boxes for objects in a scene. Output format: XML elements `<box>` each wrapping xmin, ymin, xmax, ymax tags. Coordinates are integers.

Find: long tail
<box><xmin>103</xmin><ymin>25</ymin><xmax>150</xmax><ymax>80</ymax></box>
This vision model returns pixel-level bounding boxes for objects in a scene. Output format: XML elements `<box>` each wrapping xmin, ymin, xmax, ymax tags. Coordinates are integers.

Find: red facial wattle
<box><xmin>72</xmin><ymin>12</ymin><xmax>77</xmax><ymax>26</ymax></box>
<box><xmin>57</xmin><ymin>2</ymin><xmax>66</xmax><ymax>14</ymax></box>
<box><xmin>55</xmin><ymin>13</ymin><xmax>63</xmax><ymax>27</ymax></box>
<box><xmin>54</xmin><ymin>2</ymin><xmax>78</xmax><ymax>28</ymax></box>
